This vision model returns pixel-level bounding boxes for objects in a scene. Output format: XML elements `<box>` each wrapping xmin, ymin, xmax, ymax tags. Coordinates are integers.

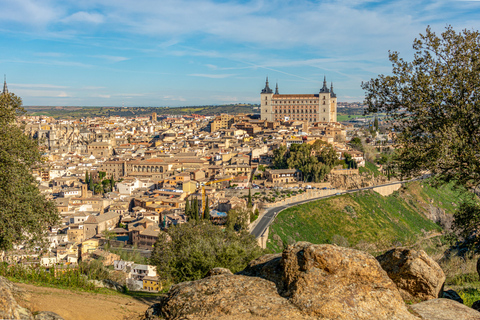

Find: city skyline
<box><xmin>2</xmin><ymin>0</ymin><xmax>480</xmax><ymax>107</ymax></box>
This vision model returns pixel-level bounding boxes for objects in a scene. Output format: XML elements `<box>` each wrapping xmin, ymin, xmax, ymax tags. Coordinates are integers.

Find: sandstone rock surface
<box><xmin>0</xmin><ymin>277</ymin><xmax>65</xmax><ymax>320</ymax></box>
<box><xmin>204</xmin><ymin>267</ymin><xmax>233</xmax><ymax>277</ymax></box>
<box><xmin>156</xmin><ymin>242</ymin><xmax>418</xmax><ymax>320</ymax></box>
<box><xmin>409</xmin><ymin>298</ymin><xmax>480</xmax><ymax>320</ymax></box>
<box><xmin>0</xmin><ymin>276</ymin><xmax>34</xmax><ymax>320</ymax></box>
<box><xmin>34</xmin><ymin>311</ymin><xmax>65</xmax><ymax>320</ymax></box>
<box><xmin>376</xmin><ymin>248</ymin><xmax>445</xmax><ymax>302</ymax></box>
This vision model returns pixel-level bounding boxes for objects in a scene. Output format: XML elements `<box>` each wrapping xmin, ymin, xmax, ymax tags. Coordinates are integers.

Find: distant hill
<box><xmin>23</xmin><ymin>104</ymin><xmax>259</xmax><ymax>119</ymax></box>
<box><xmin>267</xmin><ymin>181</ymin><xmax>468</xmax><ymax>254</ymax></box>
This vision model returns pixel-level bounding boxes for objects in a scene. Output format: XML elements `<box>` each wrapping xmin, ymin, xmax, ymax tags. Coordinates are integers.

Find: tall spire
<box><xmin>275</xmin><ymin>82</ymin><xmax>279</xmax><ymax>95</ymax></box>
<box><xmin>2</xmin><ymin>75</ymin><xmax>8</xmax><ymax>95</ymax></box>
<box><xmin>320</xmin><ymin>75</ymin><xmax>329</xmax><ymax>93</ymax></box>
<box><xmin>261</xmin><ymin>76</ymin><xmax>273</xmax><ymax>94</ymax></box>
<box><xmin>330</xmin><ymin>82</ymin><xmax>336</xmax><ymax>98</ymax></box>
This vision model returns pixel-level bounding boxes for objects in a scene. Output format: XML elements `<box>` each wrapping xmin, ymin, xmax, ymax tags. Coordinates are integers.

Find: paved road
<box><xmin>250</xmin><ymin>178</ymin><xmax>424</xmax><ymax>239</ymax></box>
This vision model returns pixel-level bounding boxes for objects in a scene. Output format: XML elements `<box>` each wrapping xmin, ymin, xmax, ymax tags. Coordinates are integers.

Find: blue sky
<box><xmin>1</xmin><ymin>0</ymin><xmax>480</xmax><ymax>107</ymax></box>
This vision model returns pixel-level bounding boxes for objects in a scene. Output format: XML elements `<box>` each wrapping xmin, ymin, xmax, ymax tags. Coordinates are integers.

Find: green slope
<box><xmin>267</xmin><ymin>181</ymin><xmax>467</xmax><ymax>254</ymax></box>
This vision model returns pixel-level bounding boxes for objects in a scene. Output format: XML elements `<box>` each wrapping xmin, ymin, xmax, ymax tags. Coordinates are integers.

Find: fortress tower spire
<box><xmin>320</xmin><ymin>75</ymin><xmax>329</xmax><ymax>93</ymax></box>
<box><xmin>330</xmin><ymin>82</ymin><xmax>336</xmax><ymax>98</ymax></box>
<box><xmin>261</xmin><ymin>77</ymin><xmax>273</xmax><ymax>94</ymax></box>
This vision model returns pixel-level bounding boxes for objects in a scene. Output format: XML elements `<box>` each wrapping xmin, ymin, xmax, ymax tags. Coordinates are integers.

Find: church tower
<box><xmin>2</xmin><ymin>75</ymin><xmax>8</xmax><ymax>96</ymax></box>
<box><xmin>260</xmin><ymin>77</ymin><xmax>274</xmax><ymax>121</ymax></box>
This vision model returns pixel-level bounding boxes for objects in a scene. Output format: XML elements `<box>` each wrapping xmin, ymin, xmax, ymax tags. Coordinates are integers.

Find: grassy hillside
<box><xmin>267</xmin><ymin>181</ymin><xmax>468</xmax><ymax>254</ymax></box>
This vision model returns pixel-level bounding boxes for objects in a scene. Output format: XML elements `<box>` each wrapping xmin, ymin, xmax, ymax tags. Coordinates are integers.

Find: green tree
<box><xmin>204</xmin><ymin>195</ymin><xmax>210</xmax><ymax>220</ymax></box>
<box><xmin>226</xmin><ymin>207</ymin><xmax>252</xmax><ymax>232</ymax></box>
<box><xmin>0</xmin><ymin>92</ymin><xmax>59</xmax><ymax>251</ymax></box>
<box><xmin>150</xmin><ymin>221</ymin><xmax>263</xmax><ymax>284</ymax></box>
<box><xmin>193</xmin><ymin>197</ymin><xmax>199</xmax><ymax>221</ymax></box>
<box><xmin>349</xmin><ymin>137</ymin><xmax>364</xmax><ymax>152</ymax></box>
<box><xmin>88</xmin><ymin>177</ymin><xmax>94</xmax><ymax>192</ymax></box>
<box><xmin>374</xmin><ymin>115</ymin><xmax>379</xmax><ymax>132</ymax></box>
<box><xmin>362</xmin><ymin>26</ymin><xmax>480</xmax><ymax>187</ymax></box>
<box><xmin>272</xmin><ymin>145</ymin><xmax>288</xmax><ymax>169</ymax></box>
<box><xmin>184</xmin><ymin>196</ymin><xmax>190</xmax><ymax>219</ymax></box>
<box><xmin>247</xmin><ymin>188</ymin><xmax>252</xmax><ymax>208</ymax></box>
<box><xmin>362</xmin><ymin>26</ymin><xmax>480</xmax><ymax>241</ymax></box>
<box><xmin>110</xmin><ymin>174</ymin><xmax>115</xmax><ymax>191</ymax></box>
<box><xmin>85</xmin><ymin>171</ymin><xmax>89</xmax><ymax>185</ymax></box>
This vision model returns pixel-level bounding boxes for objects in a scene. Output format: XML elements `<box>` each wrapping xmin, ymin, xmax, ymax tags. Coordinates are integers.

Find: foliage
<box><xmin>0</xmin><ymin>93</ymin><xmax>59</xmax><ymax>251</ymax></box>
<box><xmin>344</xmin><ymin>153</ymin><xmax>358</xmax><ymax>169</ymax></box>
<box><xmin>363</xmin><ymin>26</ymin><xmax>480</xmax><ymax>187</ymax></box>
<box><xmin>0</xmin><ymin>262</ymin><xmax>95</xmax><ymax>291</ymax></box>
<box><xmin>204</xmin><ymin>195</ymin><xmax>210</xmax><ymax>220</ymax></box>
<box><xmin>349</xmin><ymin>137</ymin><xmax>364</xmax><ymax>152</ymax></box>
<box><xmin>150</xmin><ymin>220</ymin><xmax>263</xmax><ymax>284</ymax></box>
<box><xmin>271</xmin><ymin>141</ymin><xmax>337</xmax><ymax>182</ymax></box>
<box><xmin>247</xmin><ymin>188</ymin><xmax>252</xmax><ymax>207</ymax></box>
<box><xmin>226</xmin><ymin>207</ymin><xmax>251</xmax><ymax>232</ymax></box>
<box><xmin>452</xmin><ymin>200</ymin><xmax>480</xmax><ymax>245</ymax></box>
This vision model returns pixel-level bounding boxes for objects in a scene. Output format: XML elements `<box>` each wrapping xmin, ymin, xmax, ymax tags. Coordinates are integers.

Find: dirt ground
<box><xmin>15</xmin><ymin>283</ymin><xmax>159</xmax><ymax>320</ymax></box>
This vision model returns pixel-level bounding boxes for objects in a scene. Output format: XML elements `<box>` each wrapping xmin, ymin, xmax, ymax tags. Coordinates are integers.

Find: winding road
<box><xmin>250</xmin><ymin>179</ymin><xmax>425</xmax><ymax>239</ymax></box>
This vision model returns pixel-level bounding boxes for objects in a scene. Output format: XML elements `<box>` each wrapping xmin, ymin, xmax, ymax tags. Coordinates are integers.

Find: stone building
<box><xmin>260</xmin><ymin>77</ymin><xmax>337</xmax><ymax>123</ymax></box>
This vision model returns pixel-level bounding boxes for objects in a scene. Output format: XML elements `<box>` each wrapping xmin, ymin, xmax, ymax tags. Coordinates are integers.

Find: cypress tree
<box><xmin>85</xmin><ymin>171</ymin><xmax>89</xmax><ymax>184</ymax></box>
<box><xmin>204</xmin><ymin>195</ymin><xmax>210</xmax><ymax>220</ymax></box>
<box><xmin>193</xmin><ymin>197</ymin><xmax>199</xmax><ymax>221</ymax></box>
<box><xmin>185</xmin><ymin>196</ymin><xmax>190</xmax><ymax>219</ymax></box>
<box><xmin>88</xmin><ymin>176</ymin><xmax>94</xmax><ymax>191</ymax></box>
<box><xmin>247</xmin><ymin>188</ymin><xmax>252</xmax><ymax>208</ymax></box>
<box><xmin>110</xmin><ymin>174</ymin><xmax>115</xmax><ymax>191</ymax></box>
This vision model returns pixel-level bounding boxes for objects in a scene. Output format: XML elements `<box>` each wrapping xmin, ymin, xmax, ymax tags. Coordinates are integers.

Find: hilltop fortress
<box><xmin>260</xmin><ymin>77</ymin><xmax>337</xmax><ymax>123</ymax></box>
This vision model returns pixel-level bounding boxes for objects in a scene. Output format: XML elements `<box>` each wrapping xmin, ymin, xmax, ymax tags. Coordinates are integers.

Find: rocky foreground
<box><xmin>144</xmin><ymin>242</ymin><xmax>480</xmax><ymax>320</ymax></box>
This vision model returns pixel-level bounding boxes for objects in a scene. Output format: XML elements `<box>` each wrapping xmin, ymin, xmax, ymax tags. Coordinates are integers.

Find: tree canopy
<box><xmin>0</xmin><ymin>93</ymin><xmax>59</xmax><ymax>251</ymax></box>
<box><xmin>272</xmin><ymin>141</ymin><xmax>337</xmax><ymax>182</ymax></box>
<box><xmin>362</xmin><ymin>26</ymin><xmax>480</xmax><ymax>188</ymax></box>
<box><xmin>150</xmin><ymin>220</ymin><xmax>263</xmax><ymax>284</ymax></box>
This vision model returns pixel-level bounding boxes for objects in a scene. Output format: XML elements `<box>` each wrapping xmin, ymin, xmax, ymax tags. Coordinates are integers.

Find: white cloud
<box><xmin>189</xmin><ymin>73</ymin><xmax>235</xmax><ymax>79</ymax></box>
<box><xmin>11</xmin><ymin>83</ymin><xmax>69</xmax><ymax>89</ymax></box>
<box><xmin>62</xmin><ymin>11</ymin><xmax>105</xmax><ymax>24</ymax></box>
<box><xmin>91</xmin><ymin>55</ymin><xmax>129</xmax><ymax>62</ymax></box>
<box><xmin>163</xmin><ymin>95</ymin><xmax>186</xmax><ymax>101</ymax></box>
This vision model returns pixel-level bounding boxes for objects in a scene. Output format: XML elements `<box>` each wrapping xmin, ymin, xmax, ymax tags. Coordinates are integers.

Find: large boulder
<box><xmin>376</xmin><ymin>248</ymin><xmax>445</xmax><ymax>302</ymax></box>
<box><xmin>279</xmin><ymin>242</ymin><xmax>417</xmax><ymax>319</ymax></box>
<box><xmin>158</xmin><ymin>274</ymin><xmax>311</xmax><ymax>320</ymax></box>
<box><xmin>0</xmin><ymin>276</ymin><xmax>34</xmax><ymax>320</ymax></box>
<box><xmin>409</xmin><ymin>298</ymin><xmax>480</xmax><ymax>320</ymax></box>
<box><xmin>156</xmin><ymin>242</ymin><xmax>418</xmax><ymax>320</ymax></box>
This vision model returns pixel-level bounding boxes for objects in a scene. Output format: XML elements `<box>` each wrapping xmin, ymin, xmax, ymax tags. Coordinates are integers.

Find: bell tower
<box><xmin>260</xmin><ymin>77</ymin><xmax>274</xmax><ymax>121</ymax></box>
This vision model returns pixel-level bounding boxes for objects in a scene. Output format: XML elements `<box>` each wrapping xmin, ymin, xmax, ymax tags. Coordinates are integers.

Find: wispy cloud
<box><xmin>11</xmin><ymin>83</ymin><xmax>69</xmax><ymax>89</ymax></box>
<box><xmin>61</xmin><ymin>11</ymin><xmax>105</xmax><ymax>24</ymax></box>
<box><xmin>189</xmin><ymin>73</ymin><xmax>235</xmax><ymax>79</ymax></box>
<box><xmin>91</xmin><ymin>55</ymin><xmax>129</xmax><ymax>62</ymax></box>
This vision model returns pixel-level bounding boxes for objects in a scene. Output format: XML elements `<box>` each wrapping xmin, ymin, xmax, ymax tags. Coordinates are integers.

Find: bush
<box><xmin>150</xmin><ymin>220</ymin><xmax>264</xmax><ymax>284</ymax></box>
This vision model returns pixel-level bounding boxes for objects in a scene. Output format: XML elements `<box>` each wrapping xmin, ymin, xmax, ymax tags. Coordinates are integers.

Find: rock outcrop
<box><xmin>0</xmin><ymin>277</ymin><xmax>64</xmax><ymax>320</ymax></box>
<box><xmin>376</xmin><ymin>248</ymin><xmax>445</xmax><ymax>302</ymax></box>
<box><xmin>327</xmin><ymin>172</ymin><xmax>388</xmax><ymax>190</ymax></box>
<box><xmin>0</xmin><ymin>276</ymin><xmax>34</xmax><ymax>320</ymax></box>
<box><xmin>409</xmin><ymin>298</ymin><xmax>480</xmax><ymax>320</ymax></box>
<box><xmin>155</xmin><ymin>242</ymin><xmax>418</xmax><ymax>320</ymax></box>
